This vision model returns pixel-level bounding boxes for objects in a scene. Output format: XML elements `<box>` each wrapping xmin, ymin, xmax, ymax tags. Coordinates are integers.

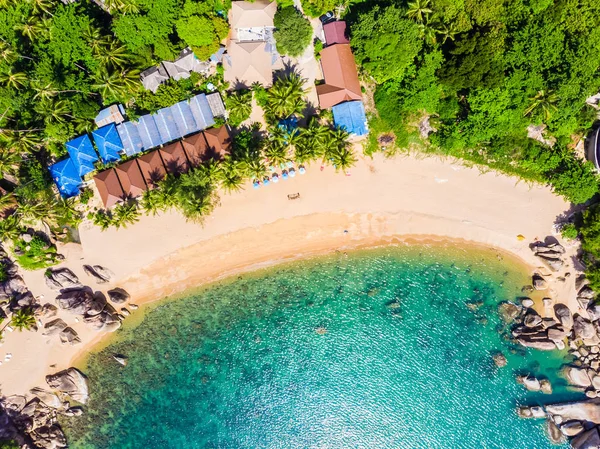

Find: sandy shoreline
<box><xmin>0</xmin><ymin>152</ymin><xmax>576</xmax><ymax>396</ymax></box>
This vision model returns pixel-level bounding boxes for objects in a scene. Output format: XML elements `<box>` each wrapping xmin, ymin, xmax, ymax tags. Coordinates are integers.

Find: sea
<box><xmin>62</xmin><ymin>245</ymin><xmax>580</xmax><ymax>449</ymax></box>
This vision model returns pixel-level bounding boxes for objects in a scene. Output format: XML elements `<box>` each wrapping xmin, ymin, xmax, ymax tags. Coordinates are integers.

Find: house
<box><xmin>92</xmin><ymin>124</ymin><xmax>124</xmax><ymax>164</ymax></box>
<box><xmin>66</xmin><ymin>135</ymin><xmax>98</xmax><ymax>177</ymax></box>
<box><xmin>137</xmin><ymin>151</ymin><xmax>167</xmax><ymax>187</ymax></box>
<box><xmin>160</xmin><ymin>141</ymin><xmax>190</xmax><ymax>175</ymax></box>
<box><xmin>115</xmin><ymin>160</ymin><xmax>147</xmax><ymax>199</ymax></box>
<box><xmin>162</xmin><ymin>47</ymin><xmax>210</xmax><ymax>81</ymax></box>
<box><xmin>206</xmin><ymin>92</ymin><xmax>226</xmax><ymax>118</ymax></box>
<box><xmin>316</xmin><ymin>44</ymin><xmax>362</xmax><ymax>109</ymax></box>
<box><xmin>203</xmin><ymin>126</ymin><xmax>232</xmax><ymax>159</ymax></box>
<box><xmin>225</xmin><ymin>1</ymin><xmax>280</xmax><ymax>88</ymax></box>
<box><xmin>323</xmin><ymin>21</ymin><xmax>349</xmax><ymax>45</ymax></box>
<box><xmin>181</xmin><ymin>133</ymin><xmax>210</xmax><ymax>166</ymax></box>
<box><xmin>94</xmin><ymin>169</ymin><xmax>125</xmax><ymax>208</ymax></box>
<box><xmin>140</xmin><ymin>65</ymin><xmax>169</xmax><ymax>93</ymax></box>
<box><xmin>49</xmin><ymin>159</ymin><xmax>82</xmax><ymax>198</ymax></box>
<box><xmin>94</xmin><ymin>104</ymin><xmax>126</xmax><ymax>128</ymax></box>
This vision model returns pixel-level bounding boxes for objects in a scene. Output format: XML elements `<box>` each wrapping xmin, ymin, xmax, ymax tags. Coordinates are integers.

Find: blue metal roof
<box><xmin>154</xmin><ymin>107</ymin><xmax>180</xmax><ymax>144</ymax></box>
<box><xmin>189</xmin><ymin>94</ymin><xmax>215</xmax><ymax>132</ymax></box>
<box><xmin>117</xmin><ymin>122</ymin><xmax>144</xmax><ymax>156</ymax></box>
<box><xmin>137</xmin><ymin>115</ymin><xmax>162</xmax><ymax>149</ymax></box>
<box><xmin>66</xmin><ymin>134</ymin><xmax>98</xmax><ymax>176</ymax></box>
<box><xmin>210</xmin><ymin>46</ymin><xmax>226</xmax><ymax>63</ymax></box>
<box><xmin>92</xmin><ymin>124</ymin><xmax>124</xmax><ymax>164</ymax></box>
<box><xmin>49</xmin><ymin>158</ymin><xmax>82</xmax><ymax>198</ymax></box>
<box><xmin>170</xmin><ymin>100</ymin><xmax>198</xmax><ymax>136</ymax></box>
<box><xmin>332</xmin><ymin>101</ymin><xmax>369</xmax><ymax>137</ymax></box>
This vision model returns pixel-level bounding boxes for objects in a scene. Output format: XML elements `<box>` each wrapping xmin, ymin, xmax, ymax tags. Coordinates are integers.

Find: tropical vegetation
<box><xmin>10</xmin><ymin>307</ymin><xmax>37</xmax><ymax>332</ymax></box>
<box><xmin>273</xmin><ymin>6</ymin><xmax>313</xmax><ymax>57</ymax></box>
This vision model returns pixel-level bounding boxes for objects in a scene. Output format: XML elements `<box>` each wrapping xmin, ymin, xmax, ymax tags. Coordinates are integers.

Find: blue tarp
<box><xmin>137</xmin><ymin>115</ymin><xmax>162</xmax><ymax>150</ymax></box>
<box><xmin>332</xmin><ymin>101</ymin><xmax>369</xmax><ymax>137</ymax></box>
<box><xmin>92</xmin><ymin>124</ymin><xmax>124</xmax><ymax>164</ymax></box>
<box><xmin>66</xmin><ymin>134</ymin><xmax>98</xmax><ymax>176</ymax></box>
<box><xmin>117</xmin><ymin>122</ymin><xmax>144</xmax><ymax>156</ymax></box>
<box><xmin>49</xmin><ymin>158</ymin><xmax>82</xmax><ymax>198</ymax></box>
<box><xmin>189</xmin><ymin>94</ymin><xmax>215</xmax><ymax>132</ymax></box>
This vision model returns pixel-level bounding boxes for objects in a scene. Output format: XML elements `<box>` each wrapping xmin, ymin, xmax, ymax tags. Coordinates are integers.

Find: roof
<box><xmin>323</xmin><ymin>21</ymin><xmax>349</xmax><ymax>46</ymax></box>
<box><xmin>94</xmin><ymin>168</ymin><xmax>125</xmax><ymax>208</ymax></box>
<box><xmin>206</xmin><ymin>92</ymin><xmax>226</xmax><ymax>117</ymax></box>
<box><xmin>171</xmin><ymin>100</ymin><xmax>200</xmax><ymax>136</ymax></box>
<box><xmin>115</xmin><ymin>159</ymin><xmax>147</xmax><ymax>198</ymax></box>
<box><xmin>49</xmin><ymin>158</ymin><xmax>82</xmax><ymax>198</ymax></box>
<box><xmin>66</xmin><ymin>134</ymin><xmax>98</xmax><ymax>177</ymax></box>
<box><xmin>159</xmin><ymin>141</ymin><xmax>190</xmax><ymax>175</ymax></box>
<box><xmin>210</xmin><ymin>46</ymin><xmax>226</xmax><ymax>63</ymax></box>
<box><xmin>224</xmin><ymin>41</ymin><xmax>274</xmax><ymax>87</ymax></box>
<box><xmin>92</xmin><ymin>124</ymin><xmax>124</xmax><ymax>164</ymax></box>
<box><xmin>117</xmin><ymin>122</ymin><xmax>144</xmax><ymax>156</ymax></box>
<box><xmin>140</xmin><ymin>65</ymin><xmax>169</xmax><ymax>93</ymax></box>
<box><xmin>154</xmin><ymin>106</ymin><xmax>181</xmax><ymax>144</ymax></box>
<box><xmin>317</xmin><ymin>44</ymin><xmax>362</xmax><ymax>109</ymax></box>
<box><xmin>94</xmin><ymin>104</ymin><xmax>125</xmax><ymax>128</ymax></box>
<box><xmin>332</xmin><ymin>101</ymin><xmax>369</xmax><ymax>136</ymax></box>
<box><xmin>189</xmin><ymin>94</ymin><xmax>215</xmax><ymax>131</ymax></box>
<box><xmin>181</xmin><ymin>133</ymin><xmax>209</xmax><ymax>165</ymax></box>
<box><xmin>137</xmin><ymin>114</ymin><xmax>162</xmax><ymax>149</ymax></box>
<box><xmin>203</xmin><ymin>126</ymin><xmax>232</xmax><ymax>159</ymax></box>
<box><xmin>229</xmin><ymin>1</ymin><xmax>276</xmax><ymax>32</ymax></box>
<box><xmin>137</xmin><ymin>151</ymin><xmax>167</xmax><ymax>187</ymax></box>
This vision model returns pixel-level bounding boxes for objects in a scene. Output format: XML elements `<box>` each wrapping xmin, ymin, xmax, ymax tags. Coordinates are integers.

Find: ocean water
<box><xmin>64</xmin><ymin>245</ymin><xmax>578</xmax><ymax>449</ymax></box>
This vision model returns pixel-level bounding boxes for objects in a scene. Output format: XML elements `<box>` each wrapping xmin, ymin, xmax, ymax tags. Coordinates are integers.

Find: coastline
<box><xmin>0</xmin><ymin>152</ymin><xmax>575</xmax><ymax>397</ymax></box>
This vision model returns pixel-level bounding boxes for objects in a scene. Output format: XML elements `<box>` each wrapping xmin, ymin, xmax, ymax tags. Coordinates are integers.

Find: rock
<box><xmin>113</xmin><ymin>354</ymin><xmax>128</xmax><ymax>366</ymax></box>
<box><xmin>45</xmin><ymin>268</ymin><xmax>81</xmax><ymax>290</ymax></box>
<box><xmin>589</xmin><ymin>305</ymin><xmax>600</xmax><ymax>322</ymax></box>
<box><xmin>63</xmin><ymin>406</ymin><xmax>83</xmax><ymax>417</ymax></box>
<box><xmin>92</xmin><ymin>265</ymin><xmax>114</xmax><ymax>282</ymax></box>
<box><xmin>540</xmin><ymin>379</ymin><xmax>553</xmax><ymax>394</ymax></box>
<box><xmin>524</xmin><ymin>312</ymin><xmax>543</xmax><ymax>328</ymax></box>
<box><xmin>533</xmin><ymin>274</ymin><xmax>548</xmax><ymax>290</ymax></box>
<box><xmin>556</xmin><ymin>339</ymin><xmax>566</xmax><ymax>350</ymax></box>
<box><xmin>30</xmin><ymin>424</ymin><xmax>67</xmax><ymax>449</ymax></box>
<box><xmin>566</xmin><ymin>367</ymin><xmax>593</xmax><ymax>388</ymax></box>
<box><xmin>129</xmin><ymin>304</ymin><xmax>139</xmax><ymax>310</ymax></box>
<box><xmin>579</xmin><ymin>298</ymin><xmax>592</xmax><ymax>310</ymax></box>
<box><xmin>518</xmin><ymin>405</ymin><xmax>546</xmax><ymax>418</ymax></box>
<box><xmin>521</xmin><ymin>298</ymin><xmax>535</xmax><ymax>308</ymax></box>
<box><xmin>83</xmin><ymin>310</ymin><xmax>121</xmax><ymax>332</ymax></box>
<box><xmin>547</xmin><ymin>418</ymin><xmax>566</xmax><ymax>444</ymax></box>
<box><xmin>29</xmin><ymin>388</ymin><xmax>63</xmax><ymax>409</ymax></box>
<box><xmin>579</xmin><ymin>286</ymin><xmax>596</xmax><ymax>300</ymax></box>
<box><xmin>45</xmin><ymin>367</ymin><xmax>89</xmax><ymax>404</ymax></box>
<box><xmin>587</xmin><ymin>390</ymin><xmax>598</xmax><ymax>398</ymax></box>
<box><xmin>107</xmin><ymin>288</ymin><xmax>129</xmax><ymax>304</ymax></box>
<box><xmin>548</xmin><ymin>326</ymin><xmax>568</xmax><ymax>341</ymax></box>
<box><xmin>555</xmin><ymin>304</ymin><xmax>574</xmax><ymax>330</ymax></box>
<box><xmin>83</xmin><ymin>265</ymin><xmax>108</xmax><ymax>284</ymax></box>
<box><xmin>542</xmin><ymin>318</ymin><xmax>559</xmax><ymax>329</ymax></box>
<box><xmin>39</xmin><ymin>303</ymin><xmax>58</xmax><ymax>318</ymax></box>
<box><xmin>21</xmin><ymin>233</ymin><xmax>32</xmax><ymax>243</ymax></box>
<box><xmin>534</xmin><ymin>242</ymin><xmax>566</xmax><ymax>254</ymax></box>
<box><xmin>561</xmin><ymin>420</ymin><xmax>585</xmax><ymax>437</ymax></box>
<box><xmin>492</xmin><ymin>352</ymin><xmax>507</xmax><ymax>368</ymax></box>
<box><xmin>120</xmin><ymin>308</ymin><xmax>130</xmax><ymax>317</ymax></box>
<box><xmin>59</xmin><ymin>327</ymin><xmax>81</xmax><ymax>345</ymax></box>
<box><xmin>572</xmin><ymin>427</ymin><xmax>600</xmax><ymax>449</ymax></box>
<box><xmin>517</xmin><ymin>336</ymin><xmax>556</xmax><ymax>350</ymax></box>
<box><xmin>520</xmin><ymin>376</ymin><xmax>542</xmax><ymax>391</ymax></box>
<box><xmin>42</xmin><ymin>319</ymin><xmax>67</xmax><ymax>336</ymax></box>
<box><xmin>582</xmin><ymin>347</ymin><xmax>591</xmax><ymax>357</ymax></box>
<box><xmin>56</xmin><ymin>289</ymin><xmax>99</xmax><ymax>316</ymax></box>
<box><xmin>2</xmin><ymin>395</ymin><xmax>27</xmax><ymax>414</ymax></box>
<box><xmin>498</xmin><ymin>302</ymin><xmax>521</xmax><ymax>322</ymax></box>
<box><xmin>546</xmin><ymin>400</ymin><xmax>600</xmax><ymax>425</ymax></box>
<box><xmin>574</xmin><ymin>315</ymin><xmax>597</xmax><ymax>340</ymax></box>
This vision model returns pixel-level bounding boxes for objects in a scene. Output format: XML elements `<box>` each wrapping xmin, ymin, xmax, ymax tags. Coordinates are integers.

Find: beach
<box><xmin>0</xmin><ymin>151</ymin><xmax>574</xmax><ymax>396</ymax></box>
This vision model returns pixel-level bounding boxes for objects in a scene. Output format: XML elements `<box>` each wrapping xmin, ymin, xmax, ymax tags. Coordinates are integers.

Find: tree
<box><xmin>0</xmin><ymin>149</ymin><xmax>20</xmax><ymax>179</ymax></box>
<box><xmin>112</xmin><ymin>202</ymin><xmax>140</xmax><ymax>229</ymax></box>
<box><xmin>11</xmin><ymin>308</ymin><xmax>36</xmax><ymax>331</ymax></box>
<box><xmin>265</xmin><ymin>73</ymin><xmax>306</xmax><ymax>121</ymax></box>
<box><xmin>0</xmin><ymin>215</ymin><xmax>20</xmax><ymax>242</ymax></box>
<box><xmin>295</xmin><ymin>118</ymin><xmax>329</xmax><ymax>163</ymax></box>
<box><xmin>407</xmin><ymin>0</ymin><xmax>433</xmax><ymax>23</ymax></box>
<box><xmin>0</xmin><ymin>69</ymin><xmax>28</xmax><ymax>90</ymax></box>
<box><xmin>524</xmin><ymin>90</ymin><xmax>559</xmax><ymax>122</ymax></box>
<box><xmin>226</xmin><ymin>90</ymin><xmax>252</xmax><ymax>127</ymax></box>
<box><xmin>273</xmin><ymin>6</ymin><xmax>313</xmax><ymax>58</ymax></box>
<box><xmin>176</xmin><ymin>15</ymin><xmax>228</xmax><ymax>60</ymax></box>
<box><xmin>324</xmin><ymin>128</ymin><xmax>356</xmax><ymax>171</ymax></box>
<box><xmin>219</xmin><ymin>159</ymin><xmax>245</xmax><ymax>193</ymax></box>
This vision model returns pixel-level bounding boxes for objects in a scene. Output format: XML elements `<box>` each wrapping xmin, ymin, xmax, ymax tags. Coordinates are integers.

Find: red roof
<box><xmin>94</xmin><ymin>168</ymin><xmax>124</xmax><ymax>208</ymax></box>
<box><xmin>159</xmin><ymin>141</ymin><xmax>190</xmax><ymax>175</ymax></box>
<box><xmin>203</xmin><ymin>126</ymin><xmax>232</xmax><ymax>159</ymax></box>
<box><xmin>115</xmin><ymin>159</ymin><xmax>147</xmax><ymax>199</ymax></box>
<box><xmin>137</xmin><ymin>150</ymin><xmax>167</xmax><ymax>188</ymax></box>
<box><xmin>317</xmin><ymin>44</ymin><xmax>362</xmax><ymax>109</ymax></box>
<box><xmin>323</xmin><ymin>21</ymin><xmax>349</xmax><ymax>46</ymax></box>
<box><xmin>181</xmin><ymin>133</ymin><xmax>209</xmax><ymax>166</ymax></box>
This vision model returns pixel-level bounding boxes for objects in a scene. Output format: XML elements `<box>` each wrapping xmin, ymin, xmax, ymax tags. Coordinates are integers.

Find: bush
<box><xmin>0</xmin><ymin>440</ymin><xmax>20</xmax><ymax>449</ymax></box>
<box><xmin>561</xmin><ymin>222</ymin><xmax>578</xmax><ymax>240</ymax></box>
<box><xmin>79</xmin><ymin>188</ymin><xmax>94</xmax><ymax>205</ymax></box>
<box><xmin>13</xmin><ymin>235</ymin><xmax>59</xmax><ymax>271</ymax></box>
<box><xmin>273</xmin><ymin>6</ymin><xmax>313</xmax><ymax>57</ymax></box>
<box><xmin>225</xmin><ymin>90</ymin><xmax>252</xmax><ymax>127</ymax></box>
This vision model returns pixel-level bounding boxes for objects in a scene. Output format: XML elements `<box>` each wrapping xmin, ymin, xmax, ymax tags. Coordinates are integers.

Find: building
<box><xmin>203</xmin><ymin>126</ymin><xmax>232</xmax><ymax>160</ymax></box>
<box><xmin>206</xmin><ymin>92</ymin><xmax>226</xmax><ymax>118</ymax></box>
<box><xmin>181</xmin><ymin>133</ymin><xmax>209</xmax><ymax>166</ymax></box>
<box><xmin>92</xmin><ymin>124</ymin><xmax>124</xmax><ymax>164</ymax></box>
<box><xmin>160</xmin><ymin>141</ymin><xmax>190</xmax><ymax>175</ymax></box>
<box><xmin>137</xmin><ymin>151</ymin><xmax>167</xmax><ymax>188</ymax></box>
<box><xmin>316</xmin><ymin>44</ymin><xmax>362</xmax><ymax>109</ymax></box>
<box><xmin>94</xmin><ymin>169</ymin><xmax>125</xmax><ymax>208</ymax></box>
<box><xmin>331</xmin><ymin>101</ymin><xmax>368</xmax><ymax>136</ymax></box>
<box><xmin>66</xmin><ymin>135</ymin><xmax>98</xmax><ymax>177</ymax></box>
<box><xmin>49</xmin><ymin>159</ymin><xmax>82</xmax><ymax>198</ymax></box>
<box><xmin>140</xmin><ymin>65</ymin><xmax>169</xmax><ymax>93</ymax></box>
<box><xmin>115</xmin><ymin>160</ymin><xmax>147</xmax><ymax>198</ymax></box>
<box><xmin>323</xmin><ymin>21</ymin><xmax>349</xmax><ymax>45</ymax></box>
<box><xmin>94</xmin><ymin>104</ymin><xmax>125</xmax><ymax>128</ymax></box>
<box><xmin>141</xmin><ymin>48</ymin><xmax>211</xmax><ymax>92</ymax></box>
<box><xmin>224</xmin><ymin>1</ymin><xmax>280</xmax><ymax>88</ymax></box>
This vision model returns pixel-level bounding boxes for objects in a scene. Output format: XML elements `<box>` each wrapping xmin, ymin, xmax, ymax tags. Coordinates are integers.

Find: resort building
<box><xmin>137</xmin><ymin>151</ymin><xmax>167</xmax><ymax>187</ymax></box>
<box><xmin>94</xmin><ymin>104</ymin><xmax>125</xmax><ymax>128</ymax></box>
<box><xmin>317</xmin><ymin>21</ymin><xmax>368</xmax><ymax>137</ymax></box>
<box><xmin>224</xmin><ymin>1</ymin><xmax>281</xmax><ymax>88</ymax></box>
<box><xmin>92</xmin><ymin>124</ymin><xmax>124</xmax><ymax>164</ymax></box>
<box><xmin>115</xmin><ymin>160</ymin><xmax>147</xmax><ymax>199</ymax></box>
<box><xmin>141</xmin><ymin>48</ymin><xmax>210</xmax><ymax>93</ymax></box>
<box><xmin>93</xmin><ymin>169</ymin><xmax>124</xmax><ymax>209</ymax></box>
<box><xmin>160</xmin><ymin>141</ymin><xmax>191</xmax><ymax>175</ymax></box>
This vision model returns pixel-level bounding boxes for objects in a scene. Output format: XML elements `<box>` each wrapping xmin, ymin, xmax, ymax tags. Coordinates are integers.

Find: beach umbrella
<box><xmin>299</xmin><ymin>166</ymin><xmax>306</xmax><ymax>175</ymax></box>
<box><xmin>282</xmin><ymin>171</ymin><xmax>289</xmax><ymax>180</ymax></box>
<box><xmin>289</xmin><ymin>168</ymin><xmax>296</xmax><ymax>177</ymax></box>
<box><xmin>286</xmin><ymin>161</ymin><xmax>294</xmax><ymax>169</ymax></box>
<box><xmin>253</xmin><ymin>181</ymin><xmax>260</xmax><ymax>189</ymax></box>
<box><xmin>263</xmin><ymin>177</ymin><xmax>270</xmax><ymax>186</ymax></box>
<box><xmin>272</xmin><ymin>173</ymin><xmax>279</xmax><ymax>183</ymax></box>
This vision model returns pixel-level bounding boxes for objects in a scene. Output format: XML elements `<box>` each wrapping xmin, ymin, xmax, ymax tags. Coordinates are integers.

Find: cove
<box><xmin>63</xmin><ymin>245</ymin><xmax>575</xmax><ymax>449</ymax></box>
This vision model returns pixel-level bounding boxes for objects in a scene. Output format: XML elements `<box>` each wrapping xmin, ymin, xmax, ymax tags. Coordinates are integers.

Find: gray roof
<box><xmin>206</xmin><ymin>92</ymin><xmax>226</xmax><ymax>117</ymax></box>
<box><xmin>140</xmin><ymin>65</ymin><xmax>169</xmax><ymax>93</ymax></box>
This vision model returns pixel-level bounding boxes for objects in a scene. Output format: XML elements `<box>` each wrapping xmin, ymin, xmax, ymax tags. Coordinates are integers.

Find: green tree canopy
<box><xmin>273</xmin><ymin>6</ymin><xmax>313</xmax><ymax>58</ymax></box>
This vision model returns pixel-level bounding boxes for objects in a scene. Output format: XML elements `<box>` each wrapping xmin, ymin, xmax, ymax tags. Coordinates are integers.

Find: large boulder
<box><xmin>524</xmin><ymin>312</ymin><xmax>543</xmax><ymax>328</ymax></box>
<box><xmin>107</xmin><ymin>288</ymin><xmax>130</xmax><ymax>305</ymax></box>
<box><xmin>92</xmin><ymin>265</ymin><xmax>114</xmax><ymax>282</ymax></box>
<box><xmin>546</xmin><ymin>400</ymin><xmax>600</xmax><ymax>425</ymax></box>
<box><xmin>548</xmin><ymin>326</ymin><xmax>569</xmax><ymax>342</ymax></box>
<box><xmin>56</xmin><ymin>289</ymin><xmax>98</xmax><ymax>316</ymax></box>
<box><xmin>83</xmin><ymin>310</ymin><xmax>121</xmax><ymax>332</ymax></box>
<box><xmin>533</xmin><ymin>275</ymin><xmax>548</xmax><ymax>290</ymax></box>
<box><xmin>555</xmin><ymin>304</ymin><xmax>574</xmax><ymax>330</ymax></box>
<box><xmin>30</xmin><ymin>424</ymin><xmax>67</xmax><ymax>449</ymax></box>
<box><xmin>571</xmin><ymin>427</ymin><xmax>600</xmax><ymax>449</ymax></box>
<box><xmin>560</xmin><ymin>420</ymin><xmax>585</xmax><ymax>437</ymax></box>
<box><xmin>574</xmin><ymin>315</ymin><xmax>597</xmax><ymax>340</ymax></box>
<box><xmin>579</xmin><ymin>286</ymin><xmax>597</xmax><ymax>300</ymax></box>
<box><xmin>42</xmin><ymin>319</ymin><xmax>67</xmax><ymax>337</ymax></box>
<box><xmin>45</xmin><ymin>368</ymin><xmax>89</xmax><ymax>404</ymax></box>
<box><xmin>29</xmin><ymin>388</ymin><xmax>63</xmax><ymax>409</ymax></box>
<box><xmin>498</xmin><ymin>302</ymin><xmax>521</xmax><ymax>322</ymax></box>
<box><xmin>45</xmin><ymin>268</ymin><xmax>81</xmax><ymax>291</ymax></box>
<box><xmin>565</xmin><ymin>367</ymin><xmax>593</xmax><ymax>388</ymax></box>
<box><xmin>59</xmin><ymin>327</ymin><xmax>81</xmax><ymax>345</ymax></box>
<box><xmin>517</xmin><ymin>337</ymin><xmax>556</xmax><ymax>350</ymax></box>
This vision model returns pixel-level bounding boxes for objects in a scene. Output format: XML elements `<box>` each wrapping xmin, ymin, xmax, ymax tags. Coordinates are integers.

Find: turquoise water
<box><xmin>64</xmin><ymin>246</ymin><xmax>577</xmax><ymax>449</ymax></box>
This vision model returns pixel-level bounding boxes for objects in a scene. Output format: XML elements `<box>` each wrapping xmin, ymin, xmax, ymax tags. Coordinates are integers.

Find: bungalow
<box><xmin>141</xmin><ymin>48</ymin><xmax>210</xmax><ymax>93</ymax></box>
<box><xmin>94</xmin><ymin>104</ymin><xmax>125</xmax><ymax>128</ymax></box>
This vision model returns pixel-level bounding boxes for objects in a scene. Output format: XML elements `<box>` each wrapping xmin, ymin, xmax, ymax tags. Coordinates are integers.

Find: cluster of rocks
<box><xmin>0</xmin><ymin>368</ymin><xmax>88</xmax><ymax>449</ymax></box>
<box><xmin>0</xmin><ymin>246</ymin><xmax>37</xmax><ymax>315</ymax></box>
<box><xmin>531</xmin><ymin>240</ymin><xmax>567</xmax><ymax>272</ymax></box>
<box><xmin>516</xmin><ymin>374</ymin><xmax>553</xmax><ymax>394</ymax></box>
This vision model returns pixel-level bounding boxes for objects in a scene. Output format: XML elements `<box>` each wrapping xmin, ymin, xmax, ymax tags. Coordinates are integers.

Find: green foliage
<box><xmin>273</xmin><ymin>6</ymin><xmax>313</xmax><ymax>57</ymax></box>
<box><xmin>0</xmin><ymin>262</ymin><xmax>9</xmax><ymax>283</ymax></box>
<box><xmin>91</xmin><ymin>202</ymin><xmax>140</xmax><ymax>230</ymax></box>
<box><xmin>176</xmin><ymin>15</ymin><xmax>228</xmax><ymax>60</ymax></box>
<box><xmin>561</xmin><ymin>223</ymin><xmax>578</xmax><ymax>240</ymax></box>
<box><xmin>226</xmin><ymin>90</ymin><xmax>252</xmax><ymax>127</ymax></box>
<box><xmin>264</xmin><ymin>74</ymin><xmax>307</xmax><ymax>122</ymax></box>
<box><xmin>578</xmin><ymin>205</ymin><xmax>600</xmax><ymax>290</ymax></box>
<box><xmin>135</xmin><ymin>75</ymin><xmax>199</xmax><ymax>114</ymax></box>
<box><xmin>79</xmin><ymin>188</ymin><xmax>94</xmax><ymax>205</ymax></box>
<box><xmin>11</xmin><ymin>307</ymin><xmax>37</xmax><ymax>331</ymax></box>
<box><xmin>0</xmin><ymin>440</ymin><xmax>20</xmax><ymax>449</ymax></box>
<box><xmin>13</xmin><ymin>235</ymin><xmax>59</xmax><ymax>271</ymax></box>
<box><xmin>300</xmin><ymin>0</ymin><xmax>337</xmax><ymax>18</ymax></box>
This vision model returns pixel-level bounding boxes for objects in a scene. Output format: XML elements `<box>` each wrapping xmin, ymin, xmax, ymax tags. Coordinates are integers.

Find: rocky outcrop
<box><xmin>45</xmin><ymin>368</ymin><xmax>89</xmax><ymax>404</ymax></box>
<box><xmin>107</xmin><ymin>288</ymin><xmax>129</xmax><ymax>305</ymax></box>
<box><xmin>44</xmin><ymin>268</ymin><xmax>81</xmax><ymax>291</ymax></box>
<box><xmin>83</xmin><ymin>265</ymin><xmax>114</xmax><ymax>283</ymax></box>
<box><xmin>532</xmin><ymin>241</ymin><xmax>566</xmax><ymax>272</ymax></box>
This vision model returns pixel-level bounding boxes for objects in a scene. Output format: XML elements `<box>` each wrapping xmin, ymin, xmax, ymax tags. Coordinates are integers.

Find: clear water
<box><xmin>64</xmin><ymin>246</ymin><xmax>579</xmax><ymax>449</ymax></box>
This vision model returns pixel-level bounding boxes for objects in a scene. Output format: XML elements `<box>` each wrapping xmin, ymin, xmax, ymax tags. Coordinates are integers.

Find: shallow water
<box><xmin>64</xmin><ymin>245</ymin><xmax>578</xmax><ymax>449</ymax></box>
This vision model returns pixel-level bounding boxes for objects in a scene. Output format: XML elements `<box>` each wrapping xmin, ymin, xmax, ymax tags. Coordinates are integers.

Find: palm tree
<box><xmin>294</xmin><ymin>118</ymin><xmax>329</xmax><ymax>163</ymax></box>
<box><xmin>219</xmin><ymin>159</ymin><xmax>245</xmax><ymax>193</ymax></box>
<box><xmin>407</xmin><ymin>0</ymin><xmax>433</xmax><ymax>23</ymax></box>
<box><xmin>226</xmin><ymin>90</ymin><xmax>252</xmax><ymax>126</ymax></box>
<box><xmin>324</xmin><ymin>128</ymin><xmax>356</xmax><ymax>172</ymax></box>
<box><xmin>16</xmin><ymin>197</ymin><xmax>58</xmax><ymax>228</ymax></box>
<box><xmin>93</xmin><ymin>69</ymin><xmax>139</xmax><ymax>102</ymax></box>
<box><xmin>104</xmin><ymin>0</ymin><xmax>139</xmax><ymax>13</ymax></box>
<box><xmin>435</xmin><ymin>23</ymin><xmax>458</xmax><ymax>44</ymax></box>
<box><xmin>3</xmin><ymin>131</ymin><xmax>42</xmax><ymax>153</ymax></box>
<box><xmin>112</xmin><ymin>202</ymin><xmax>140</xmax><ymax>229</ymax></box>
<box><xmin>0</xmin><ymin>149</ymin><xmax>20</xmax><ymax>179</ymax></box>
<box><xmin>0</xmin><ymin>215</ymin><xmax>21</xmax><ymax>242</ymax></box>
<box><xmin>84</xmin><ymin>25</ymin><xmax>110</xmax><ymax>55</ymax></box>
<box><xmin>36</xmin><ymin>99</ymin><xmax>72</xmax><ymax>124</ymax></box>
<box><xmin>99</xmin><ymin>41</ymin><xmax>130</xmax><ymax>70</ymax></box>
<box><xmin>141</xmin><ymin>188</ymin><xmax>172</xmax><ymax>216</ymax></box>
<box><xmin>16</xmin><ymin>17</ymin><xmax>45</xmax><ymax>41</ymax></box>
<box><xmin>28</xmin><ymin>0</ymin><xmax>54</xmax><ymax>14</ymax></box>
<box><xmin>0</xmin><ymin>193</ymin><xmax>16</xmax><ymax>214</ymax></box>
<box><xmin>418</xmin><ymin>23</ymin><xmax>437</xmax><ymax>45</ymax></box>
<box><xmin>0</xmin><ymin>42</ymin><xmax>16</xmax><ymax>64</ymax></box>
<box><xmin>197</xmin><ymin>159</ymin><xmax>222</xmax><ymax>184</ymax></box>
<box><xmin>524</xmin><ymin>89</ymin><xmax>559</xmax><ymax>122</ymax></box>
<box><xmin>11</xmin><ymin>308</ymin><xmax>36</xmax><ymax>331</ymax></box>
<box><xmin>265</xmin><ymin>74</ymin><xmax>307</xmax><ymax>121</ymax></box>
<box><xmin>242</xmin><ymin>159</ymin><xmax>268</xmax><ymax>180</ymax></box>
<box><xmin>0</xmin><ymin>69</ymin><xmax>28</xmax><ymax>90</ymax></box>
<box><xmin>53</xmin><ymin>197</ymin><xmax>82</xmax><ymax>228</ymax></box>
<box><xmin>91</xmin><ymin>209</ymin><xmax>112</xmax><ymax>231</ymax></box>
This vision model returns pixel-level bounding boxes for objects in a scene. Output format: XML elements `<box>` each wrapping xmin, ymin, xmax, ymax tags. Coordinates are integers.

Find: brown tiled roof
<box><xmin>115</xmin><ymin>159</ymin><xmax>147</xmax><ymax>199</ymax></box>
<box><xmin>317</xmin><ymin>44</ymin><xmax>362</xmax><ymax>109</ymax></box>
<box><xmin>94</xmin><ymin>168</ymin><xmax>124</xmax><ymax>208</ymax></box>
<box><xmin>323</xmin><ymin>21</ymin><xmax>349</xmax><ymax>46</ymax></box>
<box><xmin>159</xmin><ymin>141</ymin><xmax>190</xmax><ymax>175</ymax></box>
<box><xmin>137</xmin><ymin>150</ymin><xmax>167</xmax><ymax>188</ymax></box>
<box><xmin>203</xmin><ymin>126</ymin><xmax>232</xmax><ymax>159</ymax></box>
<box><xmin>181</xmin><ymin>133</ymin><xmax>209</xmax><ymax>166</ymax></box>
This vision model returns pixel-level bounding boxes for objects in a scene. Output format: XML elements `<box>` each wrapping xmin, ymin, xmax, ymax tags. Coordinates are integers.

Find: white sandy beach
<box><xmin>0</xmin><ymin>152</ymin><xmax>576</xmax><ymax>396</ymax></box>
